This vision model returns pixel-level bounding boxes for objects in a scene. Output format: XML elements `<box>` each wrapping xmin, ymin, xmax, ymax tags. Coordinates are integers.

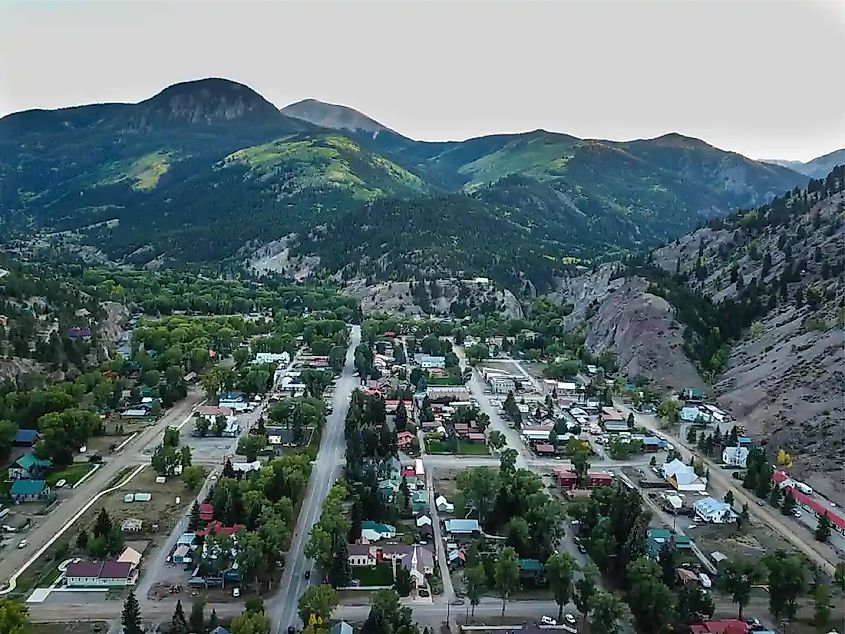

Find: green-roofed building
<box><xmin>518</xmin><ymin>558</ymin><xmax>544</xmax><ymax>579</ymax></box>
<box><xmin>10</xmin><ymin>479</ymin><xmax>50</xmax><ymax>502</ymax></box>
<box><xmin>9</xmin><ymin>451</ymin><xmax>53</xmax><ymax>480</ymax></box>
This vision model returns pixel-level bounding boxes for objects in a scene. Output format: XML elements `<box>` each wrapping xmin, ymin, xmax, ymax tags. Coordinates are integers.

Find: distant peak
<box><xmin>136</xmin><ymin>77</ymin><xmax>281</xmax><ymax>127</ymax></box>
<box><xmin>281</xmin><ymin>98</ymin><xmax>395</xmax><ymax>136</ymax></box>
<box><xmin>651</xmin><ymin>132</ymin><xmax>714</xmax><ymax>149</ymax></box>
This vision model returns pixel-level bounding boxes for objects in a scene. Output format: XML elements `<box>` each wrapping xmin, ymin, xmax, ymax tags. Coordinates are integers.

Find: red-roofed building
<box><xmin>773</xmin><ymin>471</ymin><xmax>845</xmax><ymax>535</ymax></box>
<box><xmin>199</xmin><ymin>503</ymin><xmax>214</xmax><ymax>522</ymax></box>
<box><xmin>689</xmin><ymin>619</ymin><xmax>749</xmax><ymax>634</ymax></box>
<box><xmin>195</xmin><ymin>521</ymin><xmax>247</xmax><ymax>538</ymax></box>
<box><xmin>466</xmin><ymin>432</ymin><xmax>487</xmax><ymax>443</ymax></box>
<box><xmin>385</xmin><ymin>400</ymin><xmax>407</xmax><ymax>414</ymax></box>
<box><xmin>383</xmin><ymin>331</ymin><xmax>398</xmax><ymax>338</ymax></box>
<box><xmin>534</xmin><ymin>442</ymin><xmax>555</xmax><ymax>456</ymax></box>
<box><xmin>397</xmin><ymin>431</ymin><xmax>415</xmax><ymax>449</ymax></box>
<box><xmin>554</xmin><ymin>468</ymin><xmax>614</xmax><ymax>489</ymax></box>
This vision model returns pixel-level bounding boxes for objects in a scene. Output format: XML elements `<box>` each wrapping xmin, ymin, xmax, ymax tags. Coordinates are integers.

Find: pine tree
<box><xmin>171</xmin><ymin>599</ymin><xmax>188</xmax><ymax>634</ymax></box>
<box><xmin>815</xmin><ymin>512</ymin><xmax>832</xmax><ymax>542</ymax></box>
<box><xmin>328</xmin><ymin>539</ymin><xmax>352</xmax><ymax>588</ymax></box>
<box><xmin>122</xmin><ymin>592</ymin><xmax>143</xmax><ymax>634</ymax></box>
<box><xmin>780</xmin><ymin>490</ymin><xmax>796</xmax><ymax>516</ymax></box>
<box><xmin>188</xmin><ymin>501</ymin><xmax>201</xmax><ymax>531</ymax></box>
<box><xmin>76</xmin><ymin>529</ymin><xmax>89</xmax><ymax>551</ymax></box>
<box><xmin>94</xmin><ymin>508</ymin><xmax>113</xmax><ymax>539</ymax></box>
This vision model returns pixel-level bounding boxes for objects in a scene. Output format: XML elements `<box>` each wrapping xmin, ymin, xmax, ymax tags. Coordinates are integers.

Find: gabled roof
<box><xmin>444</xmin><ymin>519</ymin><xmax>480</xmax><ymax>533</ymax></box>
<box><xmin>14</xmin><ymin>429</ymin><xmax>39</xmax><ymax>443</ymax></box>
<box><xmin>331</xmin><ymin>622</ymin><xmax>353</xmax><ymax>634</ymax></box>
<box><xmin>15</xmin><ymin>452</ymin><xmax>52</xmax><ymax>470</ymax></box>
<box><xmin>361</xmin><ymin>521</ymin><xmax>395</xmax><ymax>534</ymax></box>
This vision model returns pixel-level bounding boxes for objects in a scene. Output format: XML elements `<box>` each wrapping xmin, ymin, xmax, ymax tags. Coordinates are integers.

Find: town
<box><xmin>1</xmin><ymin>293</ymin><xmax>842</xmax><ymax>634</ymax></box>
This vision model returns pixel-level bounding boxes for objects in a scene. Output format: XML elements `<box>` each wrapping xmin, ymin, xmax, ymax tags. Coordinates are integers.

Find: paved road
<box><xmin>0</xmin><ymin>388</ymin><xmax>204</xmax><ymax>588</ymax></box>
<box><xmin>452</xmin><ymin>343</ymin><xmax>530</xmax><ymax>467</ymax></box>
<box><xmin>616</xmin><ymin>401</ymin><xmax>839</xmax><ymax>577</ymax></box>
<box><xmin>269</xmin><ymin>325</ymin><xmax>360</xmax><ymax>633</ymax></box>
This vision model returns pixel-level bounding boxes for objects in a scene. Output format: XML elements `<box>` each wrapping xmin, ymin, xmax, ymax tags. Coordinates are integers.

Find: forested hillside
<box><xmin>0</xmin><ymin>79</ymin><xmax>808</xmax><ymax>288</ymax></box>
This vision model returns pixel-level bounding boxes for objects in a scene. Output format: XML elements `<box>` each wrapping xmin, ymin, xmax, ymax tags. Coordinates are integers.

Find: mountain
<box><xmin>0</xmin><ymin>78</ymin><xmax>809</xmax><ymax>283</ymax></box>
<box><xmin>563</xmin><ymin>166</ymin><xmax>844</xmax><ymax>497</ymax></box>
<box><xmin>763</xmin><ymin>148</ymin><xmax>845</xmax><ymax>178</ymax></box>
<box><xmin>281</xmin><ymin>98</ymin><xmax>395</xmax><ymax>136</ymax></box>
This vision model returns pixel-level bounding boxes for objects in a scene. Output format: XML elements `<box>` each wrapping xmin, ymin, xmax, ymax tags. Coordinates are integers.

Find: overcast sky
<box><xmin>1</xmin><ymin>1</ymin><xmax>843</xmax><ymax>161</ymax></box>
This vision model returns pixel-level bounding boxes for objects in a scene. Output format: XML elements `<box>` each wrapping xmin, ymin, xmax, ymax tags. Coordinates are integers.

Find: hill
<box><xmin>559</xmin><ymin>167</ymin><xmax>844</xmax><ymax>496</ymax></box>
<box><xmin>763</xmin><ymin>148</ymin><xmax>845</xmax><ymax>178</ymax></box>
<box><xmin>281</xmin><ymin>98</ymin><xmax>395</xmax><ymax>136</ymax></box>
<box><xmin>0</xmin><ymin>78</ymin><xmax>808</xmax><ymax>281</ymax></box>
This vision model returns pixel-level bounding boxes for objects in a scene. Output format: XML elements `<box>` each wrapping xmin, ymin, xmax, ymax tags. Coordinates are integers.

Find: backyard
<box><xmin>352</xmin><ymin>562</ymin><xmax>394</xmax><ymax>587</ymax></box>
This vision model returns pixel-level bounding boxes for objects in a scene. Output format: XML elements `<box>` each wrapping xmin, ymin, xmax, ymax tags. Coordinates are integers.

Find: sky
<box><xmin>1</xmin><ymin>1</ymin><xmax>843</xmax><ymax>162</ymax></box>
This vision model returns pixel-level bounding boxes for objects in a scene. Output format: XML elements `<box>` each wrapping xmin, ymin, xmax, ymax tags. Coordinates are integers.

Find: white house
<box><xmin>436</xmin><ymin>495</ymin><xmax>454</xmax><ymax>513</ymax></box>
<box><xmin>521</xmin><ymin>425</ymin><xmax>553</xmax><ymax>442</ymax></box>
<box><xmin>680</xmin><ymin>406</ymin><xmax>713</xmax><ymax>423</ymax></box>
<box><xmin>253</xmin><ymin>351</ymin><xmax>290</xmax><ymax>366</ymax></box>
<box><xmin>693</xmin><ymin>497</ymin><xmax>736</xmax><ymax>524</ymax></box>
<box><xmin>722</xmin><ymin>446</ymin><xmax>749</xmax><ymax>468</ymax></box>
<box><xmin>347</xmin><ymin>544</ymin><xmax>376</xmax><ymax>567</ymax></box>
<box><xmin>662</xmin><ymin>459</ymin><xmax>707</xmax><ymax>493</ymax></box>
<box><xmin>415</xmin><ymin>354</ymin><xmax>446</xmax><ymax>369</ymax></box>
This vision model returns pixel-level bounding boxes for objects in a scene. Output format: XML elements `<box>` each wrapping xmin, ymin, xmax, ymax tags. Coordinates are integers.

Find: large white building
<box><xmin>722</xmin><ymin>446</ymin><xmax>749</xmax><ymax>468</ymax></box>
<box><xmin>662</xmin><ymin>459</ymin><xmax>707</xmax><ymax>493</ymax></box>
<box><xmin>693</xmin><ymin>497</ymin><xmax>736</xmax><ymax>524</ymax></box>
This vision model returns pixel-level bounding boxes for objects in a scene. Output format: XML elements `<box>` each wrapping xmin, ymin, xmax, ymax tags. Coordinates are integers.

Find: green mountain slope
<box><xmin>0</xmin><ymin>78</ymin><xmax>809</xmax><ymax>276</ymax></box>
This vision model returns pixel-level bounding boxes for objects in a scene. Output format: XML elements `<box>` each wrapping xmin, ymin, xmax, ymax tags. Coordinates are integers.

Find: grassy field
<box><xmin>46</xmin><ymin>463</ymin><xmax>95</xmax><ymax>487</ymax></box>
<box><xmin>352</xmin><ymin>562</ymin><xmax>394</xmax><ymax>587</ymax></box>
<box><xmin>457</xmin><ymin>440</ymin><xmax>490</xmax><ymax>455</ymax></box>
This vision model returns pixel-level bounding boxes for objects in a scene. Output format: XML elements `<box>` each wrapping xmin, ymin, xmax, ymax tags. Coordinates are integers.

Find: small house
<box><xmin>436</xmin><ymin>495</ymin><xmax>454</xmax><ymax>513</ymax></box>
<box><xmin>199</xmin><ymin>503</ymin><xmax>214</xmax><ymax>522</ymax></box>
<box><xmin>397</xmin><ymin>431</ymin><xmax>415</xmax><ymax>449</ymax></box>
<box><xmin>13</xmin><ymin>429</ymin><xmax>39</xmax><ymax>447</ymax></box>
<box><xmin>722</xmin><ymin>446</ymin><xmax>749</xmax><ymax>468</ymax></box>
<box><xmin>117</xmin><ymin>547</ymin><xmax>143</xmax><ymax>570</ymax></box>
<box><xmin>682</xmin><ymin>387</ymin><xmax>705</xmax><ymax>404</ymax></box>
<box><xmin>518</xmin><ymin>558</ymin><xmax>544</xmax><ymax>579</ymax></box>
<box><xmin>411</xmin><ymin>491</ymin><xmax>428</xmax><ymax>514</ymax></box>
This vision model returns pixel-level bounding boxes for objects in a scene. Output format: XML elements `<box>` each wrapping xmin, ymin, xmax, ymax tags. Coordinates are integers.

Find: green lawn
<box><xmin>425</xmin><ymin>439</ymin><xmax>453</xmax><ymax>454</ymax></box>
<box><xmin>353</xmin><ymin>563</ymin><xmax>394</xmax><ymax>587</ymax></box>
<box><xmin>46</xmin><ymin>463</ymin><xmax>95</xmax><ymax>487</ymax></box>
<box><xmin>457</xmin><ymin>440</ymin><xmax>490</xmax><ymax>455</ymax></box>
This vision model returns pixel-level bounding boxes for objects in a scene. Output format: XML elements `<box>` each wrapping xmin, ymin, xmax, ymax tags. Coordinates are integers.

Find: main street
<box><xmin>268</xmin><ymin>324</ymin><xmax>360</xmax><ymax>633</ymax></box>
<box><xmin>0</xmin><ymin>387</ymin><xmax>205</xmax><ymax>590</ymax></box>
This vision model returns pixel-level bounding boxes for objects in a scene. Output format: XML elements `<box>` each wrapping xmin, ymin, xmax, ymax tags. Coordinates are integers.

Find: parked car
<box><xmin>541</xmin><ymin>616</ymin><xmax>557</xmax><ymax>625</ymax></box>
<box><xmin>55</xmin><ymin>479</ymin><xmax>67</xmax><ymax>488</ymax></box>
<box><xmin>17</xmin><ymin>539</ymin><xmax>28</xmax><ymax>549</ymax></box>
<box><xmin>232</xmin><ymin>587</ymin><xmax>241</xmax><ymax>597</ymax></box>
<box><xmin>564</xmin><ymin>614</ymin><xmax>577</xmax><ymax>625</ymax></box>
<box><xmin>578</xmin><ymin>544</ymin><xmax>588</xmax><ymax>554</ymax></box>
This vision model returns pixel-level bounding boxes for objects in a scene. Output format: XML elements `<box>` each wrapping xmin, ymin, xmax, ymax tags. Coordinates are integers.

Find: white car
<box><xmin>540</xmin><ymin>616</ymin><xmax>557</xmax><ymax>625</ymax></box>
<box><xmin>17</xmin><ymin>539</ymin><xmax>28</xmax><ymax>549</ymax></box>
<box><xmin>232</xmin><ymin>587</ymin><xmax>241</xmax><ymax>597</ymax></box>
<box><xmin>564</xmin><ymin>613</ymin><xmax>577</xmax><ymax>625</ymax></box>
<box><xmin>55</xmin><ymin>479</ymin><xmax>67</xmax><ymax>488</ymax></box>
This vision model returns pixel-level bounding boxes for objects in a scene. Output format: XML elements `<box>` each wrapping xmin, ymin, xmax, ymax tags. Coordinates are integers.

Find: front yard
<box><xmin>457</xmin><ymin>440</ymin><xmax>490</xmax><ymax>455</ymax></box>
<box><xmin>46</xmin><ymin>463</ymin><xmax>96</xmax><ymax>487</ymax></box>
<box><xmin>352</xmin><ymin>562</ymin><xmax>394</xmax><ymax>587</ymax></box>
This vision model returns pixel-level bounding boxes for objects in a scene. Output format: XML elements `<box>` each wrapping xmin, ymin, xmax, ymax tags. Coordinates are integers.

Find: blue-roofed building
<box><xmin>444</xmin><ymin>519</ymin><xmax>481</xmax><ymax>535</ymax></box>
<box><xmin>13</xmin><ymin>429</ymin><xmax>39</xmax><ymax>447</ymax></box>
<box><xmin>9</xmin><ymin>452</ymin><xmax>53</xmax><ymax>480</ymax></box>
<box><xmin>10</xmin><ymin>479</ymin><xmax>50</xmax><ymax>502</ymax></box>
<box><xmin>737</xmin><ymin>437</ymin><xmax>752</xmax><ymax>446</ymax></box>
<box><xmin>642</xmin><ymin>436</ymin><xmax>668</xmax><ymax>452</ymax></box>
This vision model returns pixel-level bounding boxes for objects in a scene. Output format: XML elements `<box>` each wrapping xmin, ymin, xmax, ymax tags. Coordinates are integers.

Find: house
<box><xmin>682</xmin><ymin>387</ymin><xmax>705</xmax><ymax>404</ymax></box>
<box><xmin>397</xmin><ymin>431</ymin><xmax>415</xmax><ymax>449</ymax></box>
<box><xmin>121</xmin><ymin>408</ymin><xmax>150</xmax><ymax>419</ymax></box>
<box><xmin>662</xmin><ymin>459</ymin><xmax>707</xmax><ymax>492</ymax></box>
<box><xmin>689</xmin><ymin>619</ymin><xmax>750</xmax><ymax>634</ymax></box>
<box><xmin>680</xmin><ymin>406</ymin><xmax>711</xmax><ymax>423</ymax></box>
<box><xmin>121</xmin><ymin>518</ymin><xmax>144</xmax><ymax>532</ymax></box>
<box><xmin>436</xmin><ymin>495</ymin><xmax>454</xmax><ymax>513</ymax></box>
<box><xmin>645</xmin><ymin>529</ymin><xmax>692</xmax><ymax>559</ymax></box>
<box><xmin>602</xmin><ymin>419</ymin><xmax>630</xmax><ymax>433</ymax></box>
<box><xmin>411</xmin><ymin>491</ymin><xmax>428</xmax><ymax>514</ymax></box>
<box><xmin>722</xmin><ymin>446</ymin><xmax>749</xmax><ymax>468</ymax></box>
<box><xmin>518</xmin><ymin>558</ymin><xmax>544</xmax><ymax>579</ymax></box>
<box><xmin>196</xmin><ymin>405</ymin><xmax>235</xmax><ymax>419</ymax></box>
<box><xmin>253</xmin><ymin>351</ymin><xmax>290</xmax><ymax>365</ymax></box>
<box><xmin>693</xmin><ymin>497</ymin><xmax>736</xmax><ymax>524</ymax></box>
<box><xmin>183</xmin><ymin>371</ymin><xmax>198</xmax><ymax>383</ymax></box>
<box><xmin>361</xmin><ymin>521</ymin><xmax>396</xmax><ymax>542</ymax></box>
<box><xmin>199</xmin><ymin>503</ymin><xmax>214</xmax><ymax>522</ymax></box>
<box><xmin>676</xmin><ymin>567</ymin><xmax>699</xmax><ymax>586</ymax></box>
<box><xmin>347</xmin><ymin>543</ymin><xmax>376</xmax><ymax>567</ymax></box>
<box><xmin>10</xmin><ymin>479</ymin><xmax>50</xmax><ymax>502</ymax></box>
<box><xmin>65</xmin><ymin>560</ymin><xmax>134</xmax><ymax>587</ymax></box>
<box><xmin>415</xmin><ymin>354</ymin><xmax>446</xmax><ymax>369</ymax></box>
<box><xmin>8</xmin><ymin>452</ymin><xmax>53</xmax><ymax>480</ymax></box>
<box><xmin>416</xmin><ymin>515</ymin><xmax>432</xmax><ymax>529</ymax></box>
<box><xmin>444</xmin><ymin>519</ymin><xmax>481</xmax><ymax>535</ymax></box>
<box><xmin>209</xmin><ymin>628</ymin><xmax>230</xmax><ymax>634</ymax></box>
<box><xmin>231</xmin><ymin>460</ymin><xmax>261</xmax><ymax>475</ymax></box>
<box><xmin>173</xmin><ymin>544</ymin><xmax>194</xmax><ymax>564</ymax></box>
<box><xmin>266</xmin><ymin>427</ymin><xmax>298</xmax><ymax>446</ymax></box>
<box><xmin>13</xmin><ymin>429</ymin><xmax>39</xmax><ymax>447</ymax></box>
<box><xmin>177</xmin><ymin>532</ymin><xmax>197</xmax><ymax>548</ymax></box>
<box><xmin>534</xmin><ymin>442</ymin><xmax>555</xmax><ymax>456</ymax></box>
<box><xmin>218</xmin><ymin>391</ymin><xmax>249</xmax><ymax>412</ymax></box>
<box><xmin>331</xmin><ymin>622</ymin><xmax>354</xmax><ymax>634</ymax></box>
<box><xmin>195</xmin><ymin>521</ymin><xmax>246</xmax><ymax>538</ymax></box>
<box><xmin>117</xmin><ymin>546</ymin><xmax>143</xmax><ymax>570</ymax></box>
<box><xmin>447</xmin><ymin>548</ymin><xmax>466</xmax><ymax>570</ymax></box>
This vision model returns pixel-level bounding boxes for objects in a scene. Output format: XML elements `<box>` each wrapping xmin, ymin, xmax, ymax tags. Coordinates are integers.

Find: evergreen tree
<box><xmin>76</xmin><ymin>529</ymin><xmax>89</xmax><ymax>551</ymax></box>
<box><xmin>780</xmin><ymin>490</ymin><xmax>796</xmax><ymax>516</ymax></box>
<box><xmin>189</xmin><ymin>594</ymin><xmax>206</xmax><ymax>633</ymax></box>
<box><xmin>93</xmin><ymin>508</ymin><xmax>113</xmax><ymax>539</ymax></box>
<box><xmin>171</xmin><ymin>599</ymin><xmax>188</xmax><ymax>634</ymax></box>
<box><xmin>188</xmin><ymin>501</ymin><xmax>200</xmax><ymax>531</ymax></box>
<box><xmin>328</xmin><ymin>539</ymin><xmax>352</xmax><ymax>588</ymax></box>
<box><xmin>122</xmin><ymin>592</ymin><xmax>143</xmax><ymax>634</ymax></box>
<box><xmin>815</xmin><ymin>512</ymin><xmax>832</xmax><ymax>542</ymax></box>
